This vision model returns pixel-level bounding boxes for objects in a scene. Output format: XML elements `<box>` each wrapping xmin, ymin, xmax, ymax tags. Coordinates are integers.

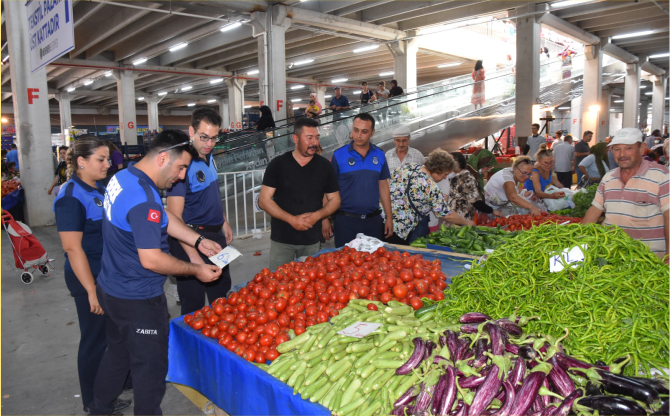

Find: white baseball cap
<box><xmin>608</xmin><ymin>128</ymin><xmax>643</xmax><ymax>147</ymax></box>
<box><xmin>392</xmin><ymin>124</ymin><xmax>411</xmax><ymax>138</ymax></box>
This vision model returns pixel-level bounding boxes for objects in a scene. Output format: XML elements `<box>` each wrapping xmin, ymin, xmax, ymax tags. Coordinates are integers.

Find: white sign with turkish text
<box><xmin>337</xmin><ymin>322</ymin><xmax>381</xmax><ymax>338</ymax></box>
<box><xmin>550</xmin><ymin>244</ymin><xmax>587</xmax><ymax>273</ymax></box>
<box><xmin>27</xmin><ymin>0</ymin><xmax>75</xmax><ymax>73</ymax></box>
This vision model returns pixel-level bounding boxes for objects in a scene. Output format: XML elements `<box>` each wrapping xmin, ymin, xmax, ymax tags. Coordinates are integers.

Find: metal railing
<box><xmin>218</xmin><ymin>169</ymin><xmax>270</xmax><ymax>238</ymax></box>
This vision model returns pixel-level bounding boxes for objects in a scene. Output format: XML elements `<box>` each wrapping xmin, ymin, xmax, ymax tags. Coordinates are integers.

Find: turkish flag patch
<box><xmin>147</xmin><ymin>209</ymin><xmax>161</xmax><ymax>223</ymax></box>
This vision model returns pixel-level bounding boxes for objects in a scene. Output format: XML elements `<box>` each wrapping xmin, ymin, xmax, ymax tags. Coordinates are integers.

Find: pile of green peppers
<box><xmin>409</xmin><ymin>224</ymin><xmax>517</xmax><ymax>256</ymax></box>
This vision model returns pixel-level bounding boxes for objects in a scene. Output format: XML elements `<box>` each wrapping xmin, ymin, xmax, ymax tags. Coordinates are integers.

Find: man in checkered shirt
<box><xmin>385</xmin><ymin>124</ymin><xmax>425</xmax><ymax>173</ymax></box>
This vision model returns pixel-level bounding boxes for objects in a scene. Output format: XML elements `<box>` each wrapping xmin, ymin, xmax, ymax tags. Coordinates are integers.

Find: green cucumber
<box><xmin>311</xmin><ymin>379</ymin><xmax>333</xmax><ymax>402</ymax></box>
<box><xmin>329</xmin><ymin>343</ymin><xmax>347</xmax><ymax>354</ymax></box>
<box><xmin>338</xmin><ymin>396</ymin><xmax>366</xmax><ymax>415</ymax></box>
<box><xmin>332</xmin><ymin>348</ymin><xmax>350</xmax><ymax>361</ymax></box>
<box><xmin>379</xmin><ymin>330</ymin><xmax>408</xmax><ymax>344</ymax></box>
<box><xmin>337</xmin><ymin>336</ymin><xmax>360</xmax><ymax>344</ymax></box>
<box><xmin>302</xmin><ymin>347</ymin><xmax>327</xmax><ymax>362</ymax></box>
<box><xmin>348</xmin><ymin>342</ymin><xmax>374</xmax><ymax>354</ymax></box>
<box><xmin>321</xmin><ymin>347</ymin><xmax>333</xmax><ymax>361</ymax></box>
<box><xmin>376</xmin><ymin>351</ymin><xmax>401</xmax><ymax>361</ymax></box>
<box><xmin>329</xmin><ymin>359</ymin><xmax>353</xmax><ymax>381</ymax></box>
<box><xmin>362</xmin><ymin>370</ymin><xmax>384</xmax><ymax>394</ymax></box>
<box><xmin>277</xmin><ymin>332</ymin><xmax>312</xmax><ymax>353</ymax></box>
<box><xmin>359</xmin><ymin>399</ymin><xmax>383</xmax><ymax>416</ymax></box>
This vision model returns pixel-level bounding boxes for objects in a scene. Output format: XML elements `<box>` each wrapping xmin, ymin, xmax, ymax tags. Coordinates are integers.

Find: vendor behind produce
<box><xmin>448</xmin><ymin>151</ymin><xmax>502</xmax><ymax>221</ymax></box>
<box><xmin>582</xmin><ymin>128</ymin><xmax>669</xmax><ymax>261</ymax></box>
<box><xmin>523</xmin><ymin>148</ymin><xmax>566</xmax><ymax>199</ymax></box>
<box><xmin>387</xmin><ymin>150</ymin><xmax>473</xmax><ymax>245</ymax></box>
<box><xmin>484</xmin><ymin>156</ymin><xmax>543</xmax><ymax>217</ymax></box>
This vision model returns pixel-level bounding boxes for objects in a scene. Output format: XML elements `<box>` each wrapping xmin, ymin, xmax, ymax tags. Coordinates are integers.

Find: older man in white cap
<box><xmin>583</xmin><ymin>128</ymin><xmax>669</xmax><ymax>262</ymax></box>
<box><xmin>385</xmin><ymin>124</ymin><xmax>425</xmax><ymax>173</ymax></box>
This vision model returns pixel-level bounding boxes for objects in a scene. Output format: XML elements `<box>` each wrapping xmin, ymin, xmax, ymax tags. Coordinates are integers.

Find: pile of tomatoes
<box><xmin>183</xmin><ymin>247</ymin><xmax>448</xmax><ymax>363</ymax></box>
<box><xmin>1</xmin><ymin>180</ymin><xmax>20</xmax><ymax>198</ymax></box>
<box><xmin>483</xmin><ymin>212</ymin><xmax>582</xmax><ymax>231</ymax></box>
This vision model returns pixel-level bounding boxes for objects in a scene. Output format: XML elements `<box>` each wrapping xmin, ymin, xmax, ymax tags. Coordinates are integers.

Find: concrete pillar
<box><xmin>581</xmin><ymin>44</ymin><xmax>602</xmax><ymax>141</ymax></box>
<box><xmin>251</xmin><ymin>4</ymin><xmax>291</xmax><ymax>125</ymax></box>
<box><xmin>309</xmin><ymin>85</ymin><xmax>327</xmax><ymax>111</ymax></box>
<box><xmin>570</xmin><ymin>96</ymin><xmax>582</xmax><ymax>139</ymax></box>
<box><xmin>640</xmin><ymin>100</ymin><xmax>649</xmax><ymax>132</ymax></box>
<box><xmin>113</xmin><ymin>69</ymin><xmax>139</xmax><ymax>145</ymax></box>
<box><xmin>56</xmin><ymin>92</ymin><xmax>73</xmax><ymax>135</ymax></box>
<box><xmin>622</xmin><ymin>62</ymin><xmax>640</xmax><ymax>128</ymax></box>
<box><xmin>146</xmin><ymin>93</ymin><xmax>165</xmax><ymax>133</ymax></box>
<box><xmin>390</xmin><ymin>32</ymin><xmax>419</xmax><ymax>92</ymax></box>
<box><xmin>5</xmin><ymin>0</ymin><xmax>56</xmax><ymax>225</ymax></box>
<box><xmin>226</xmin><ymin>78</ymin><xmax>247</xmax><ymax>130</ymax></box>
<box><xmin>651</xmin><ymin>75</ymin><xmax>667</xmax><ymax>132</ymax></box>
<box><xmin>599</xmin><ymin>87</ymin><xmax>611</xmax><ymax>142</ymax></box>
<box><xmin>219</xmin><ymin>97</ymin><xmax>230</xmax><ymax>130</ymax></box>
<box><xmin>514</xmin><ymin>12</ymin><xmax>541</xmax><ymax>143</ymax></box>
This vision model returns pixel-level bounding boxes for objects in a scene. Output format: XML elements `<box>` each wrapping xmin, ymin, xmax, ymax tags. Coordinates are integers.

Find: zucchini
<box><xmin>332</xmin><ymin>347</ymin><xmax>350</xmax><ymax>361</ymax></box>
<box><xmin>287</xmin><ymin>361</ymin><xmax>307</xmax><ymax>387</ymax></box>
<box><xmin>304</xmin><ymin>362</ymin><xmax>328</xmax><ymax>386</ymax></box>
<box><xmin>321</xmin><ymin>347</ymin><xmax>333</xmax><ymax>362</ymax></box>
<box><xmin>360</xmin><ymin>362</ymin><xmax>376</xmax><ymax>378</ymax></box>
<box><xmin>341</xmin><ymin>378</ymin><xmax>362</xmax><ymax>407</ymax></box>
<box><xmin>339</xmin><ymin>396</ymin><xmax>366</xmax><ymax>415</ymax></box>
<box><xmin>277</xmin><ymin>332</ymin><xmax>312</xmax><ymax>353</ymax></box>
<box><xmin>299</xmin><ymin>334</ymin><xmax>317</xmax><ymax>354</ymax></box>
<box><xmin>329</xmin><ymin>343</ymin><xmax>347</xmax><ymax>355</ymax></box>
<box><xmin>354</xmin><ymin>348</ymin><xmax>378</xmax><ymax>369</ymax></box>
<box><xmin>307</xmin><ymin>354</ymin><xmax>324</xmax><ymax>368</ymax></box>
<box><xmin>348</xmin><ymin>342</ymin><xmax>374</xmax><ymax>354</ymax></box>
<box><xmin>372</xmin><ymin>369</ymin><xmax>396</xmax><ymax>390</ymax></box>
<box><xmin>292</xmin><ymin>374</ymin><xmax>305</xmax><ymax>395</ymax></box>
<box><xmin>330</xmin><ymin>388</ymin><xmax>343</xmax><ymax>412</ymax></box>
<box><xmin>379</xmin><ymin>329</ymin><xmax>408</xmax><ymax>344</ymax></box>
<box><xmin>359</xmin><ymin>399</ymin><xmax>383</xmax><ymax>416</ymax></box>
<box><xmin>384</xmin><ymin>305</ymin><xmax>413</xmax><ymax>316</ymax></box>
<box><xmin>362</xmin><ymin>370</ymin><xmax>384</xmax><ymax>394</ymax></box>
<box><xmin>395</xmin><ymin>372</ymin><xmax>419</xmax><ymax>398</ymax></box>
<box><xmin>376</xmin><ymin>351</ymin><xmax>401</xmax><ymax>361</ymax></box>
<box><xmin>394</xmin><ymin>318</ymin><xmax>421</xmax><ymax>327</ymax></box>
<box><xmin>267</xmin><ymin>356</ymin><xmax>293</xmax><ymax>376</ymax></box>
<box><xmin>322</xmin><ymin>377</ymin><xmax>346</xmax><ymax>409</ymax></box>
<box><xmin>371</xmin><ymin>359</ymin><xmax>404</xmax><ymax>369</ymax></box>
<box><xmin>302</xmin><ymin>347</ymin><xmax>327</xmax><ymax>362</ymax></box>
<box><xmin>329</xmin><ymin>359</ymin><xmax>353</xmax><ymax>382</ymax></box>
<box><xmin>337</xmin><ymin>336</ymin><xmax>360</xmax><ymax>344</ymax></box>
<box><xmin>302</xmin><ymin>376</ymin><xmax>328</xmax><ymax>400</ymax></box>
<box><xmin>310</xmin><ymin>379</ymin><xmax>333</xmax><ymax>402</ymax></box>
<box><xmin>377</xmin><ymin>339</ymin><xmax>397</xmax><ymax>353</ymax></box>
<box><xmin>318</xmin><ymin>329</ymin><xmax>337</xmax><ymax>348</ymax></box>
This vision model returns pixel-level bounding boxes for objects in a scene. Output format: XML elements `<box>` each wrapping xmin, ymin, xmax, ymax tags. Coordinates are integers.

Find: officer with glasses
<box><xmin>483</xmin><ymin>155</ymin><xmax>543</xmax><ymax>217</ymax></box>
<box><xmin>167</xmin><ymin>108</ymin><xmax>234</xmax><ymax>315</ymax></box>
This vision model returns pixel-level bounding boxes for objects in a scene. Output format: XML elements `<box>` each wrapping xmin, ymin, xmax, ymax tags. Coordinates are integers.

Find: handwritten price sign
<box><xmin>336</xmin><ymin>322</ymin><xmax>381</xmax><ymax>338</ymax></box>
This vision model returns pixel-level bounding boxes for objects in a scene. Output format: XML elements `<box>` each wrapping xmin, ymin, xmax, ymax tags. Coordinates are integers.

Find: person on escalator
<box><xmin>329</xmin><ymin>86</ymin><xmax>350</xmax><ymax>120</ymax></box>
<box><xmin>360</xmin><ymin>81</ymin><xmax>374</xmax><ymax>105</ymax></box>
<box><xmin>471</xmin><ymin>60</ymin><xmax>486</xmax><ymax>110</ymax></box>
<box><xmin>389</xmin><ymin>80</ymin><xmax>404</xmax><ymax>97</ymax></box>
<box><xmin>256</xmin><ymin>105</ymin><xmax>276</xmax><ymax>131</ymax></box>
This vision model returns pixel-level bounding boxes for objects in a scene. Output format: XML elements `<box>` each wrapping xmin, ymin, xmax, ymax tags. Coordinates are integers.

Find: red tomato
<box><xmin>209</xmin><ymin>327</ymin><xmax>220</xmax><ymax>339</ymax></box>
<box><xmin>367</xmin><ymin>303</ymin><xmax>378</xmax><ymax>311</ymax></box>
<box><xmin>377</xmin><ymin>283</ymin><xmax>389</xmax><ymax>294</ymax></box>
<box><xmin>184</xmin><ymin>314</ymin><xmax>194</xmax><ymax>325</ymax></box>
<box><xmin>255</xmin><ymin>351</ymin><xmax>266</xmax><ymax>363</ymax></box>
<box><xmin>208</xmin><ymin>315</ymin><xmax>220</xmax><ymax>326</ymax></box>
<box><xmin>337</xmin><ymin>292</ymin><xmax>348</xmax><ymax>304</ymax></box>
<box><xmin>213</xmin><ymin>304</ymin><xmax>225</xmax><ymax>316</ymax></box>
<box><xmin>256</xmin><ymin>312</ymin><xmax>268</xmax><ymax>325</ymax></box>
<box><xmin>385</xmin><ymin>276</ymin><xmax>398</xmax><ymax>287</ymax></box>
<box><xmin>434</xmin><ymin>292</ymin><xmax>445</xmax><ymax>301</ymax></box>
<box><xmin>275</xmin><ymin>298</ymin><xmax>288</xmax><ymax>312</ymax></box>
<box><xmin>259</xmin><ymin>334</ymin><xmax>273</xmax><ymax>347</ymax></box>
<box><xmin>277</xmin><ymin>313</ymin><xmax>290</xmax><ymax>327</ymax></box>
<box><xmin>306</xmin><ymin>318</ymin><xmax>317</xmax><ymax>327</ymax></box>
<box><xmin>316</xmin><ymin>311</ymin><xmax>329</xmax><ymax>323</ymax></box>
<box><xmin>266</xmin><ymin>309</ymin><xmax>278</xmax><ymax>320</ymax></box>
<box><xmin>191</xmin><ymin>318</ymin><xmax>205</xmax><ymax>330</ymax></box>
<box><xmin>399</xmin><ymin>269</ymin><xmax>413</xmax><ymax>282</ymax></box>
<box><xmin>410</xmin><ymin>297</ymin><xmax>423</xmax><ymax>310</ymax></box>
<box><xmin>246</xmin><ymin>333</ymin><xmax>259</xmax><ymax>345</ymax></box>
<box><xmin>227</xmin><ymin>325</ymin><xmax>239</xmax><ymax>336</ymax></box>
<box><xmin>236</xmin><ymin>332</ymin><xmax>247</xmax><ymax>344</ymax></box>
<box><xmin>266</xmin><ymin>349</ymin><xmax>279</xmax><ymax>361</ymax></box>
<box><xmin>294</xmin><ymin>326</ymin><xmax>306</xmax><ymax>335</ymax></box>
<box><xmin>393</xmin><ymin>284</ymin><xmax>408</xmax><ymax>299</ymax></box>
<box><xmin>276</xmin><ymin>333</ymin><xmax>290</xmax><ymax>345</ymax></box>
<box><xmin>243</xmin><ymin>348</ymin><xmax>256</xmax><ymax>362</ymax></box>
<box><xmin>380</xmin><ymin>292</ymin><xmax>392</xmax><ymax>304</ymax></box>
<box><xmin>202</xmin><ymin>327</ymin><xmax>211</xmax><ymax>337</ymax></box>
<box><xmin>259</xmin><ymin>288</ymin><xmax>271</xmax><ymax>299</ymax></box>
<box><xmin>266</xmin><ymin>322</ymin><xmax>280</xmax><ymax>337</ymax></box>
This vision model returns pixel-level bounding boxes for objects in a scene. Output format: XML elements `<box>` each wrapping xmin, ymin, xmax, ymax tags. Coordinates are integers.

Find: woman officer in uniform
<box><xmin>53</xmin><ymin>136</ymin><xmax>131</xmax><ymax>413</ymax></box>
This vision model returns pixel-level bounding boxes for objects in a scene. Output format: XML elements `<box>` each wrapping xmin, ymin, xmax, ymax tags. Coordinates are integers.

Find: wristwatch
<box><xmin>194</xmin><ymin>235</ymin><xmax>205</xmax><ymax>251</ymax></box>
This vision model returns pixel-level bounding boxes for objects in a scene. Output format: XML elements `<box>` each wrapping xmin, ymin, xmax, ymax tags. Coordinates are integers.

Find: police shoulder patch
<box><xmin>196</xmin><ymin>170</ymin><xmax>206</xmax><ymax>183</ymax></box>
<box><xmin>348</xmin><ymin>157</ymin><xmax>356</xmax><ymax>166</ymax></box>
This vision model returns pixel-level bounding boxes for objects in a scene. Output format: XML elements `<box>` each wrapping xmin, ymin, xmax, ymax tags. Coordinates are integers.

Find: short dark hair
<box><xmin>652</xmin><ymin>129</ymin><xmax>661</xmax><ymax>137</ymax></box>
<box><xmin>58</xmin><ymin>145</ymin><xmax>69</xmax><ymax>152</ymax></box>
<box><xmin>584</xmin><ymin>130</ymin><xmax>593</xmax><ymax>137</ymax></box>
<box><xmin>390</xmin><ymin>80</ymin><xmax>398</xmax><ymax>87</ymax></box>
<box><xmin>532</xmin><ymin>123</ymin><xmax>540</xmax><ymax>129</ymax></box>
<box><xmin>10</xmin><ymin>143</ymin><xmax>16</xmax><ymax>149</ymax></box>
<box><xmin>147</xmin><ymin>129</ymin><xmax>196</xmax><ymax>159</ymax></box>
<box><xmin>361</xmin><ymin>81</ymin><xmax>367</xmax><ymax>86</ymax></box>
<box><xmin>294</xmin><ymin>117</ymin><xmax>320</xmax><ymax>137</ymax></box>
<box><xmin>353</xmin><ymin>112</ymin><xmax>376</xmax><ymax>130</ymax></box>
<box><xmin>450</xmin><ymin>152</ymin><xmax>467</xmax><ymax>170</ymax></box>
<box><xmin>191</xmin><ymin>108</ymin><xmax>222</xmax><ymax>130</ymax></box>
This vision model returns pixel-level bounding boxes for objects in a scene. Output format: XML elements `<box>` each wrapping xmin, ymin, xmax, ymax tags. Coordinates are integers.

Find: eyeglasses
<box><xmin>515</xmin><ymin>166</ymin><xmax>532</xmax><ymax>177</ymax></box>
<box><xmin>194</xmin><ymin>131</ymin><xmax>220</xmax><ymax>143</ymax></box>
<box><xmin>159</xmin><ymin>141</ymin><xmax>192</xmax><ymax>154</ymax></box>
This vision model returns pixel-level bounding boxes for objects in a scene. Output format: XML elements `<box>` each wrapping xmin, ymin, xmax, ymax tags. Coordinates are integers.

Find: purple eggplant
<box><xmin>552</xmin><ymin>389</ymin><xmax>583</xmax><ymax>416</ymax></box>
<box><xmin>505</xmin><ymin>343</ymin><xmax>520</xmax><ymax>355</ymax></box>
<box><xmin>469</xmin><ymin>354</ymin><xmax>512</xmax><ymax>416</ymax></box>
<box><xmin>445</xmin><ymin>330</ymin><xmax>460</xmax><ymax>359</ymax></box>
<box><xmin>426</xmin><ymin>340</ymin><xmax>437</xmax><ymax>357</ymax></box>
<box><xmin>554</xmin><ymin>352</ymin><xmax>609</xmax><ymax>375</ymax></box>
<box><xmin>493</xmin><ymin>380</ymin><xmax>516</xmax><ymax>415</ymax></box>
<box><xmin>459</xmin><ymin>374</ymin><xmax>487</xmax><ymax>389</ymax></box>
<box><xmin>439</xmin><ymin>335</ymin><xmax>447</xmax><ymax>348</ymax></box>
<box><xmin>507</xmin><ymin>362</ymin><xmax>553</xmax><ymax>416</ymax></box>
<box><xmin>484</xmin><ymin>323</ymin><xmax>506</xmax><ymax>355</ymax></box>
<box><xmin>390</xmin><ymin>405</ymin><xmax>410</xmax><ymax>416</ymax></box>
<box><xmin>626</xmin><ymin>376</ymin><xmax>669</xmax><ymax>395</ymax></box>
<box><xmin>449</xmin><ymin>401</ymin><xmax>463</xmax><ymax>415</ymax></box>
<box><xmin>495</xmin><ymin>318</ymin><xmax>523</xmax><ymax>336</ymax></box>
<box><xmin>531</xmin><ymin>395</ymin><xmax>544</xmax><ymax>413</ymax></box>
<box><xmin>583</xmin><ymin>366</ymin><xmax>661</xmax><ymax>406</ymax></box>
<box><xmin>438</xmin><ymin>365</ymin><xmax>458</xmax><ymax>416</ymax></box>
<box><xmin>585</xmin><ymin>381</ymin><xmax>603</xmax><ymax>396</ymax></box>
<box><xmin>576</xmin><ymin>395</ymin><xmax>647</xmax><ymax>415</ymax></box>
<box><xmin>432</xmin><ymin>373</ymin><xmax>448</xmax><ymax>415</ymax></box>
<box><xmin>454</xmin><ymin>403</ymin><xmax>469</xmax><ymax>416</ymax></box>
<box><xmin>546</xmin><ymin>356</ymin><xmax>575</xmax><ymax>398</ymax></box>
<box><xmin>652</xmin><ymin>400</ymin><xmax>669</xmax><ymax>415</ymax></box>
<box><xmin>519</xmin><ymin>345</ymin><xmax>540</xmax><ymax>360</ymax></box>
<box><xmin>460</xmin><ymin>312</ymin><xmax>492</xmax><ymax>324</ymax></box>
<box><xmin>434</xmin><ymin>355</ymin><xmax>448</xmax><ymax>365</ymax></box>
<box><xmin>538</xmin><ymin>378</ymin><xmax>552</xmax><ymax>408</ymax></box>
<box><xmin>509</xmin><ymin>357</ymin><xmax>527</xmax><ymax>387</ymax></box>
<box><xmin>460</xmin><ymin>323</ymin><xmax>479</xmax><ymax>334</ymax></box>
<box><xmin>540</xmin><ymin>405</ymin><xmax>558</xmax><ymax>416</ymax></box>
<box><xmin>396</xmin><ymin>337</ymin><xmax>426</xmax><ymax>375</ymax></box>
<box><xmin>394</xmin><ymin>385</ymin><xmax>419</xmax><ymax>407</ymax></box>
<box><xmin>473</xmin><ymin>339</ymin><xmax>489</xmax><ymax>368</ymax></box>
<box><xmin>414</xmin><ymin>370</ymin><xmax>441</xmax><ymax>414</ymax></box>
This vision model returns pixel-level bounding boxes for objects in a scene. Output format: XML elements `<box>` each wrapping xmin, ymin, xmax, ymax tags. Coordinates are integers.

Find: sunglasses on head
<box><xmin>159</xmin><ymin>141</ymin><xmax>192</xmax><ymax>154</ymax></box>
<box><xmin>517</xmin><ymin>159</ymin><xmax>532</xmax><ymax>165</ymax></box>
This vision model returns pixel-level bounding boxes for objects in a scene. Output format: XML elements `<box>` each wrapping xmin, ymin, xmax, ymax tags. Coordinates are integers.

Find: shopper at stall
<box><xmin>552</xmin><ymin>134</ymin><xmax>575</xmax><ymax>189</ymax></box>
<box><xmin>471</xmin><ymin>60</ymin><xmax>486</xmax><ymax>109</ymax></box>
<box><xmin>167</xmin><ymin>109</ymin><xmax>233</xmax><ymax>316</ymax></box>
<box><xmin>388</xmin><ymin>150</ymin><xmax>473</xmax><ymax>244</ymax></box>
<box><xmin>527</xmin><ymin>124</ymin><xmax>546</xmax><ymax>162</ymax></box>
<box><xmin>53</xmin><ymin>137</ymin><xmax>131</xmax><ymax>414</ymax></box>
<box><xmin>605</xmin><ymin>136</ymin><xmax>618</xmax><ymax>169</ymax></box>
<box><xmin>259</xmin><ymin>117</ymin><xmax>340</xmax><ymax>270</ymax></box>
<box><xmin>524</xmin><ymin>149</ymin><xmax>566</xmax><ymax>199</ymax></box>
<box><xmin>329</xmin><ymin>113</ymin><xmax>393</xmax><ymax>247</ymax></box>
<box><xmin>578</xmin><ymin>142</ymin><xmax>610</xmax><ymax>186</ymax></box>
<box><xmin>582</xmin><ymin>128</ymin><xmax>669</xmax><ymax>261</ymax></box>
<box><xmin>574</xmin><ymin>130</ymin><xmax>592</xmax><ymax>183</ymax></box>
<box><xmin>484</xmin><ymin>156</ymin><xmax>544</xmax><ymax>216</ymax></box>
<box><xmin>646</xmin><ymin>129</ymin><xmax>662</xmax><ymax>148</ymax></box>
<box><xmin>385</xmin><ymin>124</ymin><xmax>425</xmax><ymax>173</ymax></box>
<box><xmin>89</xmin><ymin>130</ymin><xmax>223</xmax><ymax>415</ymax></box>
<box><xmin>448</xmin><ymin>151</ymin><xmax>501</xmax><ymax>222</ymax></box>
<box><xmin>48</xmin><ymin>146</ymin><xmax>69</xmax><ymax>195</ymax></box>
<box><xmin>6</xmin><ymin>143</ymin><xmax>18</xmax><ymax>171</ymax></box>
<box><xmin>256</xmin><ymin>105</ymin><xmax>276</xmax><ymax>131</ymax></box>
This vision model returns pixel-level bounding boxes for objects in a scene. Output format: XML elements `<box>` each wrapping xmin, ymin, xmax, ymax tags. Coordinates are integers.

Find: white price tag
<box><xmin>337</xmin><ymin>322</ymin><xmax>381</xmax><ymax>338</ymax></box>
<box><xmin>208</xmin><ymin>246</ymin><xmax>242</xmax><ymax>268</ymax></box>
<box><xmin>550</xmin><ymin>244</ymin><xmax>587</xmax><ymax>273</ymax></box>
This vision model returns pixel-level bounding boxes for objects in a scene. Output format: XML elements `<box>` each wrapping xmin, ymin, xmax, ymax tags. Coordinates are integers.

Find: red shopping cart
<box><xmin>1</xmin><ymin>210</ymin><xmax>55</xmax><ymax>284</ymax></box>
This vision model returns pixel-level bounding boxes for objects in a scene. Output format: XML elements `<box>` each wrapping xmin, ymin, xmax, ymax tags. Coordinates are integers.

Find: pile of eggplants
<box><xmin>391</xmin><ymin>312</ymin><xmax>669</xmax><ymax>415</ymax></box>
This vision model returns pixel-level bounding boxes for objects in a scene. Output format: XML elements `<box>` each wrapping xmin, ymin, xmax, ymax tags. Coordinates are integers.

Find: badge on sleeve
<box><xmin>196</xmin><ymin>170</ymin><xmax>206</xmax><ymax>183</ymax></box>
<box><xmin>372</xmin><ymin>156</ymin><xmax>379</xmax><ymax>165</ymax></box>
<box><xmin>94</xmin><ymin>197</ymin><xmax>103</xmax><ymax>207</ymax></box>
<box><xmin>147</xmin><ymin>209</ymin><xmax>161</xmax><ymax>223</ymax></box>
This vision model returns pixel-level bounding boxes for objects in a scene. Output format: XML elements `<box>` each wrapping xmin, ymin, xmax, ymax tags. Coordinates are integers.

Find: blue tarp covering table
<box><xmin>166</xmin><ymin>245</ymin><xmax>470</xmax><ymax>415</ymax></box>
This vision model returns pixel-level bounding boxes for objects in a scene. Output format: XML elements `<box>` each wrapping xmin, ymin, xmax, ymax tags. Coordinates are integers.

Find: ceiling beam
<box><xmin>204</xmin><ymin>1</ymin><xmax>269</xmax><ymax>13</ymax></box>
<box><xmin>287</xmin><ymin>7</ymin><xmax>406</xmax><ymax>41</ymax></box>
<box><xmin>331</xmin><ymin>1</ymin><xmax>393</xmax><ymax>17</ymax></box>
<box><xmin>294</xmin><ymin>1</ymin><xmax>366</xmax><ymax>15</ymax></box>
<box><xmin>556</xmin><ymin>1</ymin><xmax>647</xmax><ymax>21</ymax></box>
<box><xmin>72</xmin><ymin>1</ymin><xmax>106</xmax><ymax>29</ymax></box>
<box><xmin>159</xmin><ymin>25</ymin><xmax>254</xmax><ymax>66</ymax></box>
<box><xmin>362</xmin><ymin>1</ymin><xmax>447</xmax><ymax>23</ymax></box>
<box><xmin>602</xmin><ymin>38</ymin><xmax>639</xmax><ymax>64</ymax></box>
<box><xmin>594</xmin><ymin>19</ymin><xmax>669</xmax><ymax>38</ymax></box>
<box><xmin>573</xmin><ymin>6</ymin><xmax>658</xmax><ymax>30</ymax></box>
<box><xmin>539</xmin><ymin>12</ymin><xmax>599</xmax><ymax>45</ymax></box>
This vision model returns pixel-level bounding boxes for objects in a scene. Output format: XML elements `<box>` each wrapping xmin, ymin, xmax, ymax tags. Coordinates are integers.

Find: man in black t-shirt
<box><xmin>259</xmin><ymin>118</ymin><xmax>341</xmax><ymax>270</ymax></box>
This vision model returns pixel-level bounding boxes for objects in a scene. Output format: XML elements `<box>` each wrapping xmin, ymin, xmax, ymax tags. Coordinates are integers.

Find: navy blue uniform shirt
<box><xmin>98</xmin><ymin>163</ymin><xmax>169</xmax><ymax>300</ymax></box>
<box><xmin>53</xmin><ymin>174</ymin><xmax>105</xmax><ymax>276</ymax></box>
<box><xmin>329</xmin><ymin>95</ymin><xmax>350</xmax><ymax>108</ymax></box>
<box><xmin>331</xmin><ymin>142</ymin><xmax>390</xmax><ymax>214</ymax></box>
<box><xmin>167</xmin><ymin>153</ymin><xmax>224</xmax><ymax>226</ymax></box>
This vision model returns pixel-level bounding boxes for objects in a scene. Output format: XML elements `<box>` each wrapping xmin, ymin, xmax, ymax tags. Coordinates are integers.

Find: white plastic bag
<box><xmin>543</xmin><ymin>185</ymin><xmax>574</xmax><ymax>211</ymax></box>
<box><xmin>516</xmin><ymin>189</ymin><xmax>548</xmax><ymax>215</ymax></box>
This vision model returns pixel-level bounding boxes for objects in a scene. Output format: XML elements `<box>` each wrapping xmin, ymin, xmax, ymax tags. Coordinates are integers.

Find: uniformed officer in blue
<box><xmin>53</xmin><ymin>136</ymin><xmax>131</xmax><ymax>414</ymax></box>
<box><xmin>89</xmin><ymin>130</ymin><xmax>223</xmax><ymax>415</ymax></box>
<box><xmin>166</xmin><ymin>108</ymin><xmax>233</xmax><ymax>315</ymax></box>
<box><xmin>327</xmin><ymin>113</ymin><xmax>394</xmax><ymax>247</ymax></box>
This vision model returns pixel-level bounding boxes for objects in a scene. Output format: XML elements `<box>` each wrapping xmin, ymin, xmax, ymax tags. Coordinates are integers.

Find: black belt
<box><xmin>186</xmin><ymin>223</ymin><xmax>223</xmax><ymax>232</ymax></box>
<box><xmin>337</xmin><ymin>209</ymin><xmax>382</xmax><ymax>219</ymax></box>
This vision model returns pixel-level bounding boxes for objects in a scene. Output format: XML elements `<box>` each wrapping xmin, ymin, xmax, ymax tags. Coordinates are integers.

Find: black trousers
<box><xmin>556</xmin><ymin>171</ymin><xmax>573</xmax><ymax>189</ymax></box>
<box><xmin>65</xmin><ymin>269</ymin><xmax>108</xmax><ymax>408</ymax></box>
<box><xmin>168</xmin><ymin>228</ymin><xmax>232</xmax><ymax>316</ymax></box>
<box><xmin>89</xmin><ymin>286</ymin><xmax>169</xmax><ymax>415</ymax></box>
<box><xmin>334</xmin><ymin>214</ymin><xmax>384</xmax><ymax>248</ymax></box>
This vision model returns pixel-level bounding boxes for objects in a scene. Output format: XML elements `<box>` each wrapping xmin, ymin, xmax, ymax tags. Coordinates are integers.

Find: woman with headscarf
<box><xmin>308</xmin><ymin>92</ymin><xmax>323</xmax><ymax>116</ymax></box>
<box><xmin>471</xmin><ymin>60</ymin><xmax>485</xmax><ymax>109</ymax></box>
<box><xmin>256</xmin><ymin>105</ymin><xmax>276</xmax><ymax>131</ymax></box>
<box><xmin>448</xmin><ymin>150</ymin><xmax>502</xmax><ymax>222</ymax></box>
<box><xmin>578</xmin><ymin>142</ymin><xmax>609</xmax><ymax>186</ymax></box>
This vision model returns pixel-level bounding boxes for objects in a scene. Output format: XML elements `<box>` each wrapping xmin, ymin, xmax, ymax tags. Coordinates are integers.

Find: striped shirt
<box><xmin>592</xmin><ymin>160</ymin><xmax>669</xmax><ymax>259</ymax></box>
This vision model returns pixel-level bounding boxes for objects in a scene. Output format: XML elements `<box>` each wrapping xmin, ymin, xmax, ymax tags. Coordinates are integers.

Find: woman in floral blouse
<box><xmin>388</xmin><ymin>150</ymin><xmax>473</xmax><ymax>245</ymax></box>
<box><xmin>449</xmin><ymin>152</ymin><xmax>502</xmax><ymax>222</ymax></box>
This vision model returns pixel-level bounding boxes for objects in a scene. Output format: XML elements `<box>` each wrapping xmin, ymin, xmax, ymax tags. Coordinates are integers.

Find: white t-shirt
<box><xmin>579</xmin><ymin>154</ymin><xmax>610</xmax><ymax>178</ymax></box>
<box><xmin>484</xmin><ymin>167</ymin><xmax>517</xmax><ymax>207</ymax></box>
<box><xmin>376</xmin><ymin>89</ymin><xmax>390</xmax><ymax>100</ymax></box>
